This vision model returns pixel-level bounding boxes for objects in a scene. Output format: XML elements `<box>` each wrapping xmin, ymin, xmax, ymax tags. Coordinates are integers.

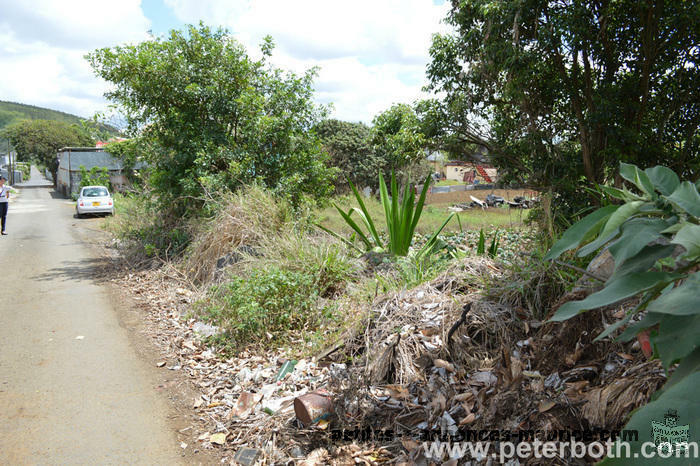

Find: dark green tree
<box><xmin>1</xmin><ymin>119</ymin><xmax>94</xmax><ymax>184</ymax></box>
<box><xmin>315</xmin><ymin>119</ymin><xmax>380</xmax><ymax>192</ymax></box>
<box><xmin>427</xmin><ymin>0</ymin><xmax>700</xmax><ymax>210</ymax></box>
<box><xmin>87</xmin><ymin>24</ymin><xmax>335</xmax><ymax>210</ymax></box>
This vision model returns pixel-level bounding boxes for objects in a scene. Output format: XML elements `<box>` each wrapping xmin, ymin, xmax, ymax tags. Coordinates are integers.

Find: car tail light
<box><xmin>108</xmin><ymin>201</ymin><xmax>113</xmax><ymax>206</ymax></box>
<box><xmin>79</xmin><ymin>202</ymin><xmax>84</xmax><ymax>206</ymax></box>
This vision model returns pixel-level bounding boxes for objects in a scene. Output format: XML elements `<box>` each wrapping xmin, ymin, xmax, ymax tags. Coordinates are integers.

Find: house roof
<box><xmin>58</xmin><ymin>147</ymin><xmax>105</xmax><ymax>152</ymax></box>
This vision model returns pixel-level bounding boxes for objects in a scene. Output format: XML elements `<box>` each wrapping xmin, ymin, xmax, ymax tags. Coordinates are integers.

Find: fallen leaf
<box><xmin>229</xmin><ymin>391</ymin><xmax>262</xmax><ymax>419</ymax></box>
<box><xmin>538</xmin><ymin>400</ymin><xmax>556</xmax><ymax>413</ymax></box>
<box><xmin>459</xmin><ymin>412</ymin><xmax>476</xmax><ymax>425</ymax></box>
<box><xmin>182</xmin><ymin>340</ymin><xmax>197</xmax><ymax>351</ymax></box>
<box><xmin>385</xmin><ymin>384</ymin><xmax>410</xmax><ymax>400</ymax></box>
<box><xmin>434</xmin><ymin>359</ymin><xmax>455</xmax><ymax>372</ymax></box>
<box><xmin>209</xmin><ymin>432</ymin><xmax>227</xmax><ymax>445</ymax></box>
<box><xmin>617</xmin><ymin>352</ymin><xmax>634</xmax><ymax>361</ymax></box>
<box><xmin>197</xmin><ymin>432</ymin><xmax>210</xmax><ymax>441</ymax></box>
<box><xmin>454</xmin><ymin>392</ymin><xmax>474</xmax><ymax>402</ymax></box>
<box><xmin>401</xmin><ymin>438</ymin><xmax>420</xmax><ymax>452</ymax></box>
<box><xmin>156</xmin><ymin>361</ymin><xmax>166</xmax><ymax>367</ymax></box>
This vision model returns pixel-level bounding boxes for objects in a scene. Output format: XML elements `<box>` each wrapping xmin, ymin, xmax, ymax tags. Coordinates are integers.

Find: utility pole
<box><xmin>6</xmin><ymin>139</ymin><xmax>12</xmax><ymax>185</ymax></box>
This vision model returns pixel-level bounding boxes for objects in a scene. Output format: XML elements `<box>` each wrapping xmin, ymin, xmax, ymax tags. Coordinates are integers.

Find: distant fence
<box><xmin>422</xmin><ymin>183</ymin><xmax>496</xmax><ymax>194</ymax></box>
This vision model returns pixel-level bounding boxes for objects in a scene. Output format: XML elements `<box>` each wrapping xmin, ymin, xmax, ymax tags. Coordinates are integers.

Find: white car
<box><xmin>76</xmin><ymin>185</ymin><xmax>114</xmax><ymax>217</ymax></box>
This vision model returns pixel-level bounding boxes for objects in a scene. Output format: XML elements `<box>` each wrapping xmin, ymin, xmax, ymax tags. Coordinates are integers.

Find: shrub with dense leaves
<box><xmin>545</xmin><ymin>162</ymin><xmax>700</xmax><ymax>459</ymax></box>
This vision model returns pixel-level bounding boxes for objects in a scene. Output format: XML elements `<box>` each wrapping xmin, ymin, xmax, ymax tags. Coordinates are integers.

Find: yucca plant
<box><xmin>321</xmin><ymin>171</ymin><xmax>458</xmax><ymax>257</ymax></box>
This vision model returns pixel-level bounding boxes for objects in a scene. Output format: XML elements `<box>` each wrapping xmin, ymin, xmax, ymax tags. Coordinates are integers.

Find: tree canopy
<box><xmin>1</xmin><ymin>119</ymin><xmax>94</xmax><ymax>181</ymax></box>
<box><xmin>87</xmin><ymin>24</ymin><xmax>335</xmax><ymax>209</ymax></box>
<box><xmin>427</xmin><ymin>0</ymin><xmax>700</xmax><ymax>203</ymax></box>
<box><xmin>315</xmin><ymin>119</ymin><xmax>380</xmax><ymax>191</ymax></box>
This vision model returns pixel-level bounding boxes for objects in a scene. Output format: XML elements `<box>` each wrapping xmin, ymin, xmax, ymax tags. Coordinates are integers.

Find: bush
<box><xmin>545</xmin><ymin>162</ymin><xmax>700</xmax><ymax>455</ymax></box>
<box><xmin>104</xmin><ymin>192</ymin><xmax>191</xmax><ymax>261</ymax></box>
<box><xmin>202</xmin><ymin>266</ymin><xmax>335</xmax><ymax>349</ymax></box>
<box><xmin>79</xmin><ymin>165</ymin><xmax>110</xmax><ymax>190</ymax></box>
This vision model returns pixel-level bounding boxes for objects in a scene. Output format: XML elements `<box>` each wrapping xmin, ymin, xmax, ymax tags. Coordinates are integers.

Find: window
<box><xmin>82</xmin><ymin>187</ymin><xmax>109</xmax><ymax>197</ymax></box>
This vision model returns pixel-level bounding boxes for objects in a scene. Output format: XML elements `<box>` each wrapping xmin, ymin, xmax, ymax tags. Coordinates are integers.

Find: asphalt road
<box><xmin>0</xmin><ymin>168</ymin><xmax>185</xmax><ymax>465</ymax></box>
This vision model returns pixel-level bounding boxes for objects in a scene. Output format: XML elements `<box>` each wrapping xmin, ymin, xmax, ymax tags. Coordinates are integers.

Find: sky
<box><xmin>0</xmin><ymin>0</ymin><xmax>450</xmax><ymax>124</ymax></box>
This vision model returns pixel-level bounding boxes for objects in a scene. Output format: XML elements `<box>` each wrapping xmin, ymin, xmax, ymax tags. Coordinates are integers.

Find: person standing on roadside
<box><xmin>0</xmin><ymin>175</ymin><xmax>13</xmax><ymax>235</ymax></box>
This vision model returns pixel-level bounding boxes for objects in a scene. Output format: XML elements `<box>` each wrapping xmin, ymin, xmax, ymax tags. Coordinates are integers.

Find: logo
<box><xmin>651</xmin><ymin>410</ymin><xmax>690</xmax><ymax>455</ymax></box>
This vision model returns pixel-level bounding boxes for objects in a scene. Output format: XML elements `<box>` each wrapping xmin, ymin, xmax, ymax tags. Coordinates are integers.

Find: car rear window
<box><xmin>83</xmin><ymin>187</ymin><xmax>109</xmax><ymax>197</ymax></box>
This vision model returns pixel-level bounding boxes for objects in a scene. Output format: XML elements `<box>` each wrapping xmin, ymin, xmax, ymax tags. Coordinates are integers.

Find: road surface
<box><xmin>0</xmin><ymin>167</ymin><xmax>185</xmax><ymax>465</ymax></box>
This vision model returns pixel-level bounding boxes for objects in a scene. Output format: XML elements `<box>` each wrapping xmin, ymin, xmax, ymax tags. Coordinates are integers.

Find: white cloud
<box><xmin>0</xmin><ymin>0</ymin><xmax>450</xmax><ymax>123</ymax></box>
<box><xmin>0</xmin><ymin>0</ymin><xmax>150</xmax><ymax>117</ymax></box>
<box><xmin>163</xmin><ymin>0</ymin><xmax>450</xmax><ymax>122</ymax></box>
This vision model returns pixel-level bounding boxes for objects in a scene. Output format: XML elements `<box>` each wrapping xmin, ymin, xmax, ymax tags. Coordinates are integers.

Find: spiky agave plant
<box><xmin>321</xmin><ymin>171</ymin><xmax>457</xmax><ymax>257</ymax></box>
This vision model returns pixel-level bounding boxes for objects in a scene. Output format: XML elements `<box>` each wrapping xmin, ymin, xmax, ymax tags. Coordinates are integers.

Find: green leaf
<box><xmin>645</xmin><ymin>166</ymin><xmax>680</xmax><ymax>196</ymax></box>
<box><xmin>544</xmin><ymin>205</ymin><xmax>619</xmax><ymax>260</ymax></box>
<box><xmin>418</xmin><ymin>212</ymin><xmax>457</xmax><ymax>259</ymax></box>
<box><xmin>600</xmin><ymin>201</ymin><xmax>646</xmax><ymax>240</ymax></box>
<box><xmin>550</xmin><ymin>272</ymin><xmax>676</xmax><ymax>322</ymax></box>
<box><xmin>671</xmin><ymin>223</ymin><xmax>700</xmax><ymax>260</ymax></box>
<box><xmin>333</xmin><ymin>204</ymin><xmax>372</xmax><ymax>249</ymax></box>
<box><xmin>609</xmin><ymin>244</ymin><xmax>675</xmax><ymax>282</ymax></box>
<box><xmin>600</xmin><ymin>185</ymin><xmax>645</xmax><ymax>202</ymax></box>
<box><xmin>477</xmin><ymin>228</ymin><xmax>486</xmax><ymax>255</ymax></box>
<box><xmin>663</xmin><ymin>346</ymin><xmax>700</xmax><ymax>393</ymax></box>
<box><xmin>608</xmin><ymin>218</ymin><xmax>669</xmax><ymax>266</ymax></box>
<box><xmin>646</xmin><ymin>273</ymin><xmax>700</xmax><ymax>316</ymax></box>
<box><xmin>620</xmin><ymin>162</ymin><xmax>655</xmax><ymax>197</ymax></box>
<box><xmin>618</xmin><ymin>311</ymin><xmax>664</xmax><ymax>341</ymax></box>
<box><xmin>600</xmin><ymin>372</ymin><xmax>700</xmax><ymax>465</ymax></box>
<box><xmin>665</xmin><ymin>181</ymin><xmax>700</xmax><ymax>217</ymax></box>
<box><xmin>576</xmin><ymin>201</ymin><xmax>646</xmax><ymax>257</ymax></box>
<box><xmin>654</xmin><ymin>313</ymin><xmax>700</xmax><ymax>368</ymax></box>
<box><xmin>347</xmin><ymin>178</ymin><xmax>381</xmax><ymax>246</ymax></box>
<box><xmin>595</xmin><ymin>310</ymin><xmax>636</xmax><ymax>341</ymax></box>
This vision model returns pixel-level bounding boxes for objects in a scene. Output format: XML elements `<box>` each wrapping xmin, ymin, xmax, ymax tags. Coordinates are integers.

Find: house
<box><xmin>56</xmin><ymin>147</ymin><xmax>145</xmax><ymax>197</ymax></box>
<box><xmin>444</xmin><ymin>161</ymin><xmax>498</xmax><ymax>184</ymax></box>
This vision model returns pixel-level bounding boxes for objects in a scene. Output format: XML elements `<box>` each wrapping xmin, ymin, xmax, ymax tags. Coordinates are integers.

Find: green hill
<box><xmin>0</xmin><ymin>100</ymin><xmax>119</xmax><ymax>135</ymax></box>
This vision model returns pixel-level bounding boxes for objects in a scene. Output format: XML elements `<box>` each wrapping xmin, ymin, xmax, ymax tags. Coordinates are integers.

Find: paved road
<box><xmin>0</xmin><ymin>168</ymin><xmax>184</xmax><ymax>465</ymax></box>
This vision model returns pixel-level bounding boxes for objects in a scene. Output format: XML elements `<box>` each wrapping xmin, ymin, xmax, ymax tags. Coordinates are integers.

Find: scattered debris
<box><xmin>113</xmin><ymin>249</ymin><xmax>664</xmax><ymax>464</ymax></box>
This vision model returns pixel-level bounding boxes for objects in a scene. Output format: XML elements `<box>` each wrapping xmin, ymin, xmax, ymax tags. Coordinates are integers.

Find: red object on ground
<box><xmin>637</xmin><ymin>330</ymin><xmax>653</xmax><ymax>358</ymax></box>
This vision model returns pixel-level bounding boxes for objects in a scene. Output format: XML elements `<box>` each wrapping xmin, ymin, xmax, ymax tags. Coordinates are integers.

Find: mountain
<box><xmin>0</xmin><ymin>100</ymin><xmax>120</xmax><ymax>135</ymax></box>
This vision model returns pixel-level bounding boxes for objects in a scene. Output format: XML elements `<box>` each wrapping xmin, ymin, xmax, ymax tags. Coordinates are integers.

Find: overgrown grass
<box><xmin>103</xmin><ymin>184</ymin><xmax>541</xmax><ymax>355</ymax></box>
<box><xmin>103</xmin><ymin>192</ymin><xmax>192</xmax><ymax>261</ymax></box>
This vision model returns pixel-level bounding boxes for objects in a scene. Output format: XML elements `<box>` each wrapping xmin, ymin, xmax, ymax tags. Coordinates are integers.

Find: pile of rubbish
<box><xmin>118</xmin><ymin>255</ymin><xmax>666</xmax><ymax>464</ymax></box>
<box><xmin>449</xmin><ymin>194</ymin><xmax>537</xmax><ymax>212</ymax></box>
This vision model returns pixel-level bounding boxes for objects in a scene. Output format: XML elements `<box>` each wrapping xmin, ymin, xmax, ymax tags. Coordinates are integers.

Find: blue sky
<box><xmin>0</xmin><ymin>0</ymin><xmax>451</xmax><ymax>123</ymax></box>
<box><xmin>141</xmin><ymin>0</ymin><xmax>181</xmax><ymax>36</ymax></box>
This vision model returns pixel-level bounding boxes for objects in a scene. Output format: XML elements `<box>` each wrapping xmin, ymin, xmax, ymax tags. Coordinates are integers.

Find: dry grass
<box><xmin>182</xmin><ymin>186</ymin><xmax>295</xmax><ymax>284</ymax></box>
<box><xmin>341</xmin><ymin>257</ymin><xmax>518</xmax><ymax>385</ymax></box>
